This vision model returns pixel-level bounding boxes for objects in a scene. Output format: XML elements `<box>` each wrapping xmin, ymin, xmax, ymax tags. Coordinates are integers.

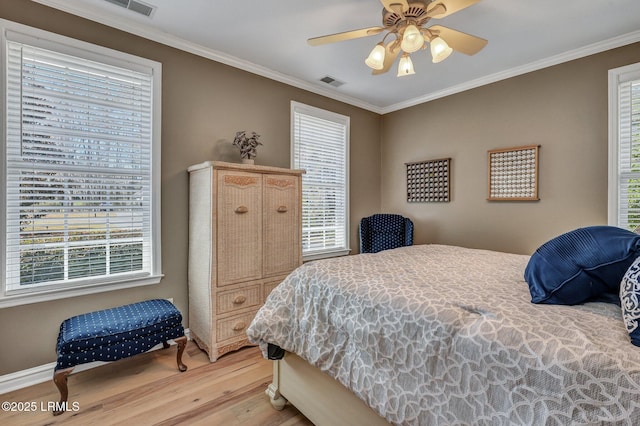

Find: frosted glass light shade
<box><xmin>400</xmin><ymin>24</ymin><xmax>424</xmax><ymax>53</ymax></box>
<box><xmin>430</xmin><ymin>36</ymin><xmax>453</xmax><ymax>63</ymax></box>
<box><xmin>397</xmin><ymin>54</ymin><xmax>415</xmax><ymax>77</ymax></box>
<box><xmin>365</xmin><ymin>43</ymin><xmax>385</xmax><ymax>70</ymax></box>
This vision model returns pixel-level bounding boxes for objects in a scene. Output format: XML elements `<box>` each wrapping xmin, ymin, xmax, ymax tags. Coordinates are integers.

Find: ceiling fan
<box><xmin>308</xmin><ymin>0</ymin><xmax>487</xmax><ymax>77</ymax></box>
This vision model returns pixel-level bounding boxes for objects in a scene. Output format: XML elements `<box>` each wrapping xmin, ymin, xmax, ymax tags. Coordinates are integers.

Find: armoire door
<box><xmin>262</xmin><ymin>174</ymin><xmax>300</xmax><ymax>277</ymax></box>
<box><xmin>217</xmin><ymin>170</ymin><xmax>263</xmax><ymax>285</ymax></box>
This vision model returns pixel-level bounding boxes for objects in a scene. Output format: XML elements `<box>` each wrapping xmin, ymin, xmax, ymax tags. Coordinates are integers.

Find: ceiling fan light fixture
<box><xmin>400</xmin><ymin>24</ymin><xmax>424</xmax><ymax>53</ymax></box>
<box><xmin>365</xmin><ymin>42</ymin><xmax>386</xmax><ymax>70</ymax></box>
<box><xmin>430</xmin><ymin>36</ymin><xmax>453</xmax><ymax>63</ymax></box>
<box><xmin>307</xmin><ymin>0</ymin><xmax>488</xmax><ymax>77</ymax></box>
<box><xmin>397</xmin><ymin>53</ymin><xmax>415</xmax><ymax>77</ymax></box>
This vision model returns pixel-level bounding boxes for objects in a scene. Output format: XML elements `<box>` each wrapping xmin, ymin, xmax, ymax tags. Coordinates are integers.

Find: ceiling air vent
<box><xmin>319</xmin><ymin>76</ymin><xmax>345</xmax><ymax>88</ymax></box>
<box><xmin>104</xmin><ymin>0</ymin><xmax>156</xmax><ymax>17</ymax></box>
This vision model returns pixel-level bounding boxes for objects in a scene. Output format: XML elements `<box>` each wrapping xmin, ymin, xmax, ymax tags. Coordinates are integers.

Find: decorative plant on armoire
<box><xmin>233</xmin><ymin>131</ymin><xmax>262</xmax><ymax>164</ymax></box>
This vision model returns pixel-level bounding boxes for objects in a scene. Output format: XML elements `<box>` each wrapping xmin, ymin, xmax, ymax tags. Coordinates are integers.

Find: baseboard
<box><xmin>0</xmin><ymin>329</ymin><xmax>191</xmax><ymax>395</ymax></box>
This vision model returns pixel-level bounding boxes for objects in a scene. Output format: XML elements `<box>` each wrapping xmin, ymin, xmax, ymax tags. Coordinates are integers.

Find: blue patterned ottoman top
<box><xmin>57</xmin><ymin>299</ymin><xmax>183</xmax><ymax>355</ymax></box>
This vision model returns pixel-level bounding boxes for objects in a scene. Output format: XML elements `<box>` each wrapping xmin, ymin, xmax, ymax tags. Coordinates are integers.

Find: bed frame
<box><xmin>266</xmin><ymin>351</ymin><xmax>391</xmax><ymax>425</ymax></box>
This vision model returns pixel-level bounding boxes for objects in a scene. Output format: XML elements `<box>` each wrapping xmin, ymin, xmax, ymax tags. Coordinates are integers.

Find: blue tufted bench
<box><xmin>53</xmin><ymin>299</ymin><xmax>187</xmax><ymax>416</ymax></box>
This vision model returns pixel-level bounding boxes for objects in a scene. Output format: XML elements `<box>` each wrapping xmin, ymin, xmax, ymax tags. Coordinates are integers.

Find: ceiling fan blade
<box><xmin>308</xmin><ymin>27</ymin><xmax>385</xmax><ymax>46</ymax></box>
<box><xmin>379</xmin><ymin>0</ymin><xmax>409</xmax><ymax>14</ymax></box>
<box><xmin>426</xmin><ymin>0</ymin><xmax>480</xmax><ymax>18</ymax></box>
<box><xmin>427</xmin><ymin>25</ymin><xmax>487</xmax><ymax>55</ymax></box>
<box><xmin>372</xmin><ymin>41</ymin><xmax>401</xmax><ymax>75</ymax></box>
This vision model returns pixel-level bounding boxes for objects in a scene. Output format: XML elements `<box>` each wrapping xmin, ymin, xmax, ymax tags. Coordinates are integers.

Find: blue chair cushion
<box><xmin>524</xmin><ymin>226</ymin><xmax>640</xmax><ymax>305</ymax></box>
<box><xmin>55</xmin><ymin>299</ymin><xmax>184</xmax><ymax>370</ymax></box>
<box><xmin>621</xmin><ymin>256</ymin><xmax>640</xmax><ymax>347</ymax></box>
<box><xmin>371</xmin><ymin>232</ymin><xmax>403</xmax><ymax>252</ymax></box>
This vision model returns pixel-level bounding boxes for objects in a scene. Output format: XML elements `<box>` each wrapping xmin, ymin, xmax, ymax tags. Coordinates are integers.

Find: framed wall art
<box><xmin>406</xmin><ymin>158</ymin><xmax>451</xmax><ymax>203</ymax></box>
<box><xmin>487</xmin><ymin>145</ymin><xmax>540</xmax><ymax>201</ymax></box>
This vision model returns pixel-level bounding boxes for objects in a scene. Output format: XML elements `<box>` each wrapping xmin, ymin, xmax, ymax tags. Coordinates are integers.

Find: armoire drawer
<box><xmin>217</xmin><ymin>284</ymin><xmax>261</xmax><ymax>314</ymax></box>
<box><xmin>264</xmin><ymin>279</ymin><xmax>282</xmax><ymax>299</ymax></box>
<box><xmin>217</xmin><ymin>311</ymin><xmax>256</xmax><ymax>342</ymax></box>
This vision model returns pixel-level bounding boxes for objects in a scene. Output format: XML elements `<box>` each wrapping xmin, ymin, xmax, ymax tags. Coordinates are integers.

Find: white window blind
<box><xmin>2</xmin><ymin>24</ymin><xmax>161</xmax><ymax>304</ymax></box>
<box><xmin>609</xmin><ymin>63</ymin><xmax>640</xmax><ymax>230</ymax></box>
<box><xmin>291</xmin><ymin>102</ymin><xmax>349</xmax><ymax>259</ymax></box>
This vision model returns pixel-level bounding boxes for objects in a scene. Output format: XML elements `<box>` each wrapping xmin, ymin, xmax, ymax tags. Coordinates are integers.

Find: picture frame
<box><xmin>487</xmin><ymin>145</ymin><xmax>540</xmax><ymax>201</ymax></box>
<box><xmin>406</xmin><ymin>158</ymin><xmax>451</xmax><ymax>203</ymax></box>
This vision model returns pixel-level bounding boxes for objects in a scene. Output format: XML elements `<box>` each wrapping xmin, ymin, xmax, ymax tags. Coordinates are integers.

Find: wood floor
<box><xmin>1</xmin><ymin>342</ymin><xmax>313</xmax><ymax>425</ymax></box>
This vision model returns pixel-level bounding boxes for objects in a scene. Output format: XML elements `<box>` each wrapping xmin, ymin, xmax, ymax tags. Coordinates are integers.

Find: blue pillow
<box><xmin>620</xmin><ymin>256</ymin><xmax>640</xmax><ymax>346</ymax></box>
<box><xmin>524</xmin><ymin>226</ymin><xmax>640</xmax><ymax>305</ymax></box>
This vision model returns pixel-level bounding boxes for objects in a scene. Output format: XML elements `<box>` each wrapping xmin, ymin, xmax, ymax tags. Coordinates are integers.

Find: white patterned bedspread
<box><xmin>246</xmin><ymin>244</ymin><xmax>640</xmax><ymax>425</ymax></box>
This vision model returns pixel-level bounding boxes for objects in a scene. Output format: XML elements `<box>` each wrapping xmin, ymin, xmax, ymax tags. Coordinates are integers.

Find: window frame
<box><xmin>608</xmin><ymin>61</ymin><xmax>640</xmax><ymax>230</ymax></box>
<box><xmin>290</xmin><ymin>101</ymin><xmax>350</xmax><ymax>261</ymax></box>
<box><xmin>0</xmin><ymin>19</ymin><xmax>162</xmax><ymax>308</ymax></box>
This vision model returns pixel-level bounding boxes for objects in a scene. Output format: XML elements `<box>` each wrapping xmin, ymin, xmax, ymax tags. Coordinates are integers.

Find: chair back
<box><xmin>359</xmin><ymin>214</ymin><xmax>413</xmax><ymax>253</ymax></box>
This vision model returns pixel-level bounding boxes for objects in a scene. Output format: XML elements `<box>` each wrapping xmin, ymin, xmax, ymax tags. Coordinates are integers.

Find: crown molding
<box><xmin>27</xmin><ymin>0</ymin><xmax>385</xmax><ymax>114</ymax></box>
<box><xmin>381</xmin><ymin>29</ymin><xmax>640</xmax><ymax>114</ymax></box>
<box><xmin>25</xmin><ymin>1</ymin><xmax>640</xmax><ymax>115</ymax></box>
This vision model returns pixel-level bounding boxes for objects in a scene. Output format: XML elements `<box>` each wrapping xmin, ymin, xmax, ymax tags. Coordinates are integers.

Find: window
<box><xmin>291</xmin><ymin>101</ymin><xmax>350</xmax><ymax>260</ymax></box>
<box><xmin>609</xmin><ymin>62</ymin><xmax>640</xmax><ymax>231</ymax></box>
<box><xmin>1</xmin><ymin>21</ymin><xmax>162</xmax><ymax>307</ymax></box>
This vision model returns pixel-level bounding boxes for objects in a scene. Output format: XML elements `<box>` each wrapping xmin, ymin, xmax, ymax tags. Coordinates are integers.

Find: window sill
<box><xmin>303</xmin><ymin>248</ymin><xmax>351</xmax><ymax>262</ymax></box>
<box><xmin>0</xmin><ymin>274</ymin><xmax>164</xmax><ymax>309</ymax></box>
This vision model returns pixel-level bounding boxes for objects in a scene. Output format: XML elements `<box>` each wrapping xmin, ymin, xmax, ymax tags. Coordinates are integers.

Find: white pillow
<box><xmin>620</xmin><ymin>255</ymin><xmax>640</xmax><ymax>346</ymax></box>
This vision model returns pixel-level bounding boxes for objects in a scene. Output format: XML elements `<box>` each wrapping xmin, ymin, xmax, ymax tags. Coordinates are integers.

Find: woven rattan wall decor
<box><xmin>487</xmin><ymin>145</ymin><xmax>540</xmax><ymax>201</ymax></box>
<box><xmin>406</xmin><ymin>158</ymin><xmax>451</xmax><ymax>202</ymax></box>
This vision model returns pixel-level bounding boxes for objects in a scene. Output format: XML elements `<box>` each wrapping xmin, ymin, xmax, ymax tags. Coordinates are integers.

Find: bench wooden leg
<box><xmin>175</xmin><ymin>335</ymin><xmax>188</xmax><ymax>372</ymax></box>
<box><xmin>52</xmin><ymin>367</ymin><xmax>74</xmax><ymax>416</ymax></box>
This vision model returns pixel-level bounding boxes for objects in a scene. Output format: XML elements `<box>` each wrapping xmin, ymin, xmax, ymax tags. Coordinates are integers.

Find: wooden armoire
<box><xmin>187</xmin><ymin>161</ymin><xmax>304</xmax><ymax>361</ymax></box>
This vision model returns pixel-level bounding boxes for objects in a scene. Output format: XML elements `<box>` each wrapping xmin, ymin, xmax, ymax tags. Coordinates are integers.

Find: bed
<box><xmin>246</xmin><ymin>244</ymin><xmax>640</xmax><ymax>425</ymax></box>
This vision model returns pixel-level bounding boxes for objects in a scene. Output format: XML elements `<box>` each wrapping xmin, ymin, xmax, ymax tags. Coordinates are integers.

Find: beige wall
<box><xmin>1</xmin><ymin>0</ymin><xmax>638</xmax><ymax>376</ymax></box>
<box><xmin>381</xmin><ymin>43</ymin><xmax>640</xmax><ymax>255</ymax></box>
<box><xmin>0</xmin><ymin>1</ymin><xmax>381</xmax><ymax>374</ymax></box>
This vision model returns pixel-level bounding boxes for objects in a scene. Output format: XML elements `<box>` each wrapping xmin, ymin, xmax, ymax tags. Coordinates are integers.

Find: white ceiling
<box><xmin>31</xmin><ymin>0</ymin><xmax>640</xmax><ymax>114</ymax></box>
